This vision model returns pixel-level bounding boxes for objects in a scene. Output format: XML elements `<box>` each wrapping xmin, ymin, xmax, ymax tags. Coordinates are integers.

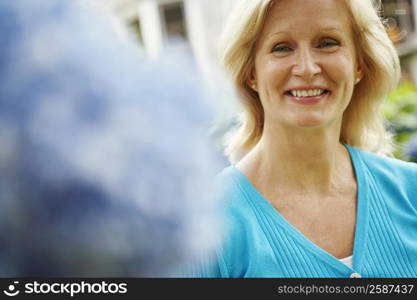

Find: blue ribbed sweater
<box><xmin>192</xmin><ymin>145</ymin><xmax>417</xmax><ymax>278</ymax></box>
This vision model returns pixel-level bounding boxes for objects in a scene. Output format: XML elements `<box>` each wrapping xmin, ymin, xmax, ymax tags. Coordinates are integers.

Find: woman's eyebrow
<box><xmin>269</xmin><ymin>27</ymin><xmax>343</xmax><ymax>38</ymax></box>
<box><xmin>268</xmin><ymin>31</ymin><xmax>288</xmax><ymax>38</ymax></box>
<box><xmin>320</xmin><ymin>27</ymin><xmax>343</xmax><ymax>33</ymax></box>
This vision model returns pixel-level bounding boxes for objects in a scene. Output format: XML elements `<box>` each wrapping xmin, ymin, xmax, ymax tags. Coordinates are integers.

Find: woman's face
<box><xmin>251</xmin><ymin>0</ymin><xmax>361</xmax><ymax>130</ymax></box>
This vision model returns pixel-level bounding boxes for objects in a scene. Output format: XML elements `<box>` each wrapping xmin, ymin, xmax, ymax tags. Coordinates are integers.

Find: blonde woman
<box><xmin>194</xmin><ymin>0</ymin><xmax>417</xmax><ymax>278</ymax></box>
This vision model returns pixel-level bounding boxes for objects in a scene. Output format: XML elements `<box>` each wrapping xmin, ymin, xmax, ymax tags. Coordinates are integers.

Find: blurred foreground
<box><xmin>0</xmin><ymin>0</ymin><xmax>222</xmax><ymax>276</ymax></box>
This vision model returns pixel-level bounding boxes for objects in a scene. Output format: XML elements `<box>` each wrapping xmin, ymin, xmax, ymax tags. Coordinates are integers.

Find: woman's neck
<box><xmin>236</xmin><ymin>123</ymin><xmax>355</xmax><ymax>199</ymax></box>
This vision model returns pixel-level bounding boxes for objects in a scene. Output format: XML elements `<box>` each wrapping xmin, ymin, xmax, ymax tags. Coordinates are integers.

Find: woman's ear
<box><xmin>355</xmin><ymin>65</ymin><xmax>363</xmax><ymax>85</ymax></box>
<box><xmin>247</xmin><ymin>69</ymin><xmax>258</xmax><ymax>92</ymax></box>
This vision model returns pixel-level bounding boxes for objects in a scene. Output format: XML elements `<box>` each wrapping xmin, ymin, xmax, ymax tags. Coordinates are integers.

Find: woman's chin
<box><xmin>290</xmin><ymin>116</ymin><xmax>330</xmax><ymax>129</ymax></box>
<box><xmin>270</xmin><ymin>113</ymin><xmax>339</xmax><ymax>130</ymax></box>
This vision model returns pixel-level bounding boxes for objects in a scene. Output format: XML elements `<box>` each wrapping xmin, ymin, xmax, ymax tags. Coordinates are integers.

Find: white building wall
<box><xmin>137</xmin><ymin>0</ymin><xmax>164</xmax><ymax>59</ymax></box>
<box><xmin>186</xmin><ymin>0</ymin><xmax>239</xmax><ymax>83</ymax></box>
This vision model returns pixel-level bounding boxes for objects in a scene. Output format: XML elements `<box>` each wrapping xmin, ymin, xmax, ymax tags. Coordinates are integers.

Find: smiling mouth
<box><xmin>284</xmin><ymin>89</ymin><xmax>331</xmax><ymax>98</ymax></box>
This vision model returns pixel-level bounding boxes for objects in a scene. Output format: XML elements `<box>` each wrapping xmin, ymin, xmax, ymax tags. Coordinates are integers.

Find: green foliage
<box><xmin>383</xmin><ymin>80</ymin><xmax>417</xmax><ymax>160</ymax></box>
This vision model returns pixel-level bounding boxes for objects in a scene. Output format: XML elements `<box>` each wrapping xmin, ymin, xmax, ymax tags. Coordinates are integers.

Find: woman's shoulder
<box><xmin>214</xmin><ymin>165</ymin><xmax>267</xmax><ymax>235</ymax></box>
<box><xmin>348</xmin><ymin>145</ymin><xmax>417</xmax><ymax>199</ymax></box>
<box><xmin>349</xmin><ymin>145</ymin><xmax>417</xmax><ymax>177</ymax></box>
<box><xmin>214</xmin><ymin>166</ymin><xmax>250</xmax><ymax>206</ymax></box>
<box><xmin>214</xmin><ymin>165</ymin><xmax>267</xmax><ymax>215</ymax></box>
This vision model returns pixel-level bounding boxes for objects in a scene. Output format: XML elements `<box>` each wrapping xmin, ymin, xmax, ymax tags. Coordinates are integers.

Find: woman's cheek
<box><xmin>325</xmin><ymin>53</ymin><xmax>356</xmax><ymax>81</ymax></box>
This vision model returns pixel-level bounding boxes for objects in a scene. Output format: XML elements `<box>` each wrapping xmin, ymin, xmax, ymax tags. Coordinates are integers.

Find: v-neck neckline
<box><xmin>230</xmin><ymin>144</ymin><xmax>369</xmax><ymax>273</ymax></box>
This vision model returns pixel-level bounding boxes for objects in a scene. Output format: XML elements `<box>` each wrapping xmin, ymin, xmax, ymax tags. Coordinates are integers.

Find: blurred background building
<box><xmin>85</xmin><ymin>0</ymin><xmax>417</xmax><ymax>82</ymax></box>
<box><xmin>84</xmin><ymin>0</ymin><xmax>239</xmax><ymax>85</ymax></box>
<box><xmin>84</xmin><ymin>0</ymin><xmax>417</xmax><ymax>161</ymax></box>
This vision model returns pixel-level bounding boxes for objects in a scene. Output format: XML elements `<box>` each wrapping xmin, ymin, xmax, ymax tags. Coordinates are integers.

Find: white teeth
<box><xmin>290</xmin><ymin>89</ymin><xmax>325</xmax><ymax>97</ymax></box>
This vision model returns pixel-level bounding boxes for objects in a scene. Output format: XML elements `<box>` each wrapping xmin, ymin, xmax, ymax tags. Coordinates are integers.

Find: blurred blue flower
<box><xmin>0</xmin><ymin>0</ymin><xmax>223</xmax><ymax>276</ymax></box>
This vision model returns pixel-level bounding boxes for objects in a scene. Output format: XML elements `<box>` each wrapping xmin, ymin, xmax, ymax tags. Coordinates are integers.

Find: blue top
<box><xmin>187</xmin><ymin>145</ymin><xmax>417</xmax><ymax>278</ymax></box>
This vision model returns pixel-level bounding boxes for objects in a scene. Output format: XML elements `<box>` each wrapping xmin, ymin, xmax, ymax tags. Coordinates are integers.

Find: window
<box><xmin>160</xmin><ymin>1</ymin><xmax>188</xmax><ymax>42</ymax></box>
<box><xmin>382</xmin><ymin>0</ymin><xmax>415</xmax><ymax>43</ymax></box>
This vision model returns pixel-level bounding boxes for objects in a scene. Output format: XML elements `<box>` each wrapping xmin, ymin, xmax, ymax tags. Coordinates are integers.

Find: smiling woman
<box><xmin>184</xmin><ymin>0</ymin><xmax>417</xmax><ymax>278</ymax></box>
<box><xmin>222</xmin><ymin>0</ymin><xmax>401</xmax><ymax>162</ymax></box>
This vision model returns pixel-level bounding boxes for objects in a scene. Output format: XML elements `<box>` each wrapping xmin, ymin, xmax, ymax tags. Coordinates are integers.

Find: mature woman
<box><xmin>194</xmin><ymin>0</ymin><xmax>417</xmax><ymax>278</ymax></box>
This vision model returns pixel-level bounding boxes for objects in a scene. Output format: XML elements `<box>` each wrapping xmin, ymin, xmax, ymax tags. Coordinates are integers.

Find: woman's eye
<box><xmin>272</xmin><ymin>44</ymin><xmax>292</xmax><ymax>53</ymax></box>
<box><xmin>318</xmin><ymin>38</ymin><xmax>340</xmax><ymax>48</ymax></box>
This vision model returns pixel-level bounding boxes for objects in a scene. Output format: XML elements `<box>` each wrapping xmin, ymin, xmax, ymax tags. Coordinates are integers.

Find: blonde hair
<box><xmin>220</xmin><ymin>0</ymin><xmax>401</xmax><ymax>163</ymax></box>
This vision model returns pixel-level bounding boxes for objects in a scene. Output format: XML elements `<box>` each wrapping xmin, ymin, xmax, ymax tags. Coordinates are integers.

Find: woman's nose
<box><xmin>291</xmin><ymin>47</ymin><xmax>321</xmax><ymax>79</ymax></box>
